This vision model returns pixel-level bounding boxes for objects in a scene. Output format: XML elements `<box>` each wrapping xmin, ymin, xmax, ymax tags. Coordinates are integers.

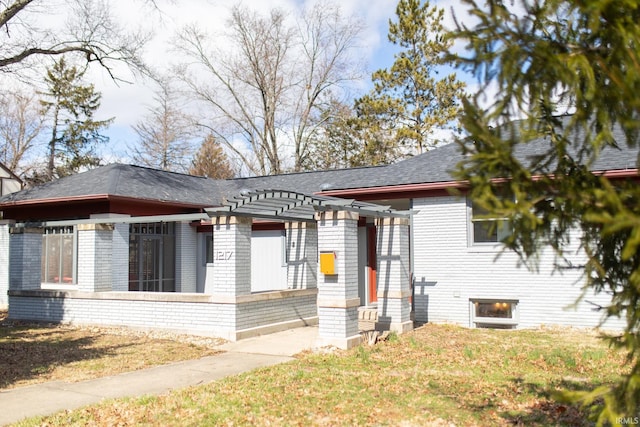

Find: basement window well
<box><xmin>470</xmin><ymin>299</ymin><xmax>519</xmax><ymax>329</ymax></box>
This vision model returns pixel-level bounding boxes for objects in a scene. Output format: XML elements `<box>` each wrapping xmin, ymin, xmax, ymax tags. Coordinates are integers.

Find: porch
<box><xmin>2</xmin><ymin>190</ymin><xmax>414</xmax><ymax>348</ymax></box>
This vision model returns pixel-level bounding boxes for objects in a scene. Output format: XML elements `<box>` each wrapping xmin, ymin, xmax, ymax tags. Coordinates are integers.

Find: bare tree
<box><xmin>176</xmin><ymin>3</ymin><xmax>363</xmax><ymax>175</ymax></box>
<box><xmin>0</xmin><ymin>0</ymin><xmax>152</xmax><ymax>80</ymax></box>
<box><xmin>0</xmin><ymin>88</ymin><xmax>45</xmax><ymax>175</ymax></box>
<box><xmin>131</xmin><ymin>76</ymin><xmax>195</xmax><ymax>172</ymax></box>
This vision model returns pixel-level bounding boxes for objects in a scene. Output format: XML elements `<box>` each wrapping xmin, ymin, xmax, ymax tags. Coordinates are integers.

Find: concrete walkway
<box><xmin>0</xmin><ymin>326</ymin><xmax>319</xmax><ymax>426</ymax></box>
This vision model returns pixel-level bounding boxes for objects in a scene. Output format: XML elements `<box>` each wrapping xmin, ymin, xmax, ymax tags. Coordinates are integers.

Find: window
<box><xmin>471</xmin><ymin>299</ymin><xmax>518</xmax><ymax>329</ymax></box>
<box><xmin>128</xmin><ymin>222</ymin><xmax>176</xmax><ymax>292</ymax></box>
<box><xmin>205</xmin><ymin>234</ymin><xmax>213</xmax><ymax>264</ymax></box>
<box><xmin>41</xmin><ymin>226</ymin><xmax>76</xmax><ymax>284</ymax></box>
<box><xmin>470</xmin><ymin>200</ymin><xmax>511</xmax><ymax>244</ymax></box>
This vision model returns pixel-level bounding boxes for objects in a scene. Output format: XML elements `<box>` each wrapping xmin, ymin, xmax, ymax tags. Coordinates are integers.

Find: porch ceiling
<box><xmin>205</xmin><ymin>189</ymin><xmax>410</xmax><ymax>221</ymax></box>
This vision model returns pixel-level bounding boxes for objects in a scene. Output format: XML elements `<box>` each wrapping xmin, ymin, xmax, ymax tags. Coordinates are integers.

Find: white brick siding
<box><xmin>8</xmin><ymin>294</ymin><xmax>236</xmax><ymax>334</ymax></box>
<box><xmin>111</xmin><ymin>224</ymin><xmax>129</xmax><ymax>292</ymax></box>
<box><xmin>209</xmin><ymin>217</ymin><xmax>252</xmax><ymax>296</ymax></box>
<box><xmin>0</xmin><ymin>223</ymin><xmax>10</xmax><ymax>307</ymax></box>
<box><xmin>412</xmin><ymin>195</ymin><xmax>625</xmax><ymax>330</ymax></box>
<box><xmin>235</xmin><ymin>293</ymin><xmax>317</xmax><ymax>330</ymax></box>
<box><xmin>318</xmin><ymin>307</ymin><xmax>359</xmax><ymax>337</ymax></box>
<box><xmin>9</xmin><ymin>229</ymin><xmax>42</xmax><ymax>290</ymax></box>
<box><xmin>77</xmin><ymin>226</ymin><xmax>113</xmax><ymax>292</ymax></box>
<box><xmin>376</xmin><ymin>218</ymin><xmax>412</xmax><ymax>328</ymax></box>
<box><xmin>317</xmin><ymin>214</ymin><xmax>359</xmax><ymax>300</ymax></box>
<box><xmin>7</xmin><ymin>288</ymin><xmax>317</xmax><ymax>341</ymax></box>
<box><xmin>175</xmin><ymin>222</ymin><xmax>198</xmax><ymax>293</ymax></box>
<box><xmin>316</xmin><ymin>212</ymin><xmax>360</xmax><ymax>345</ymax></box>
<box><xmin>286</xmin><ymin>222</ymin><xmax>318</xmax><ymax>290</ymax></box>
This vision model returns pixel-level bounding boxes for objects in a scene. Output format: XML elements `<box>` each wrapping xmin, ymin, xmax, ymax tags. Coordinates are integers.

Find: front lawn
<box><xmin>16</xmin><ymin>323</ymin><xmax>626</xmax><ymax>426</ymax></box>
<box><xmin>0</xmin><ymin>311</ymin><xmax>222</xmax><ymax>389</ymax></box>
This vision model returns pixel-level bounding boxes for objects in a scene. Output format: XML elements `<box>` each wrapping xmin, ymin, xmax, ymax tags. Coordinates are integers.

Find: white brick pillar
<box><xmin>176</xmin><ymin>222</ymin><xmax>198</xmax><ymax>293</ymax></box>
<box><xmin>9</xmin><ymin>227</ymin><xmax>43</xmax><ymax>290</ymax></box>
<box><xmin>286</xmin><ymin>221</ymin><xmax>318</xmax><ymax>289</ymax></box>
<box><xmin>111</xmin><ymin>223</ymin><xmax>130</xmax><ymax>292</ymax></box>
<box><xmin>316</xmin><ymin>210</ymin><xmax>361</xmax><ymax>349</ymax></box>
<box><xmin>0</xmin><ymin>221</ymin><xmax>14</xmax><ymax>307</ymax></box>
<box><xmin>205</xmin><ymin>216</ymin><xmax>252</xmax><ymax>296</ymax></box>
<box><xmin>77</xmin><ymin>224</ymin><xmax>114</xmax><ymax>292</ymax></box>
<box><xmin>376</xmin><ymin>217</ymin><xmax>413</xmax><ymax>333</ymax></box>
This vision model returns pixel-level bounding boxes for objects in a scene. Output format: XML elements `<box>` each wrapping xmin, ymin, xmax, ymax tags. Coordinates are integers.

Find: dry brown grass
<box><xmin>0</xmin><ymin>310</ymin><xmax>223</xmax><ymax>390</ymax></box>
<box><xmin>18</xmin><ymin>323</ymin><xmax>628</xmax><ymax>427</ymax></box>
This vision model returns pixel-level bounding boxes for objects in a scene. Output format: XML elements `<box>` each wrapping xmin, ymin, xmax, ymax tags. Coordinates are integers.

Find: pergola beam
<box><xmin>208</xmin><ymin>189</ymin><xmax>410</xmax><ymax>221</ymax></box>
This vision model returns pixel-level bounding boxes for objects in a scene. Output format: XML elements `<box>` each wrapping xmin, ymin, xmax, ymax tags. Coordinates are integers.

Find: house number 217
<box><xmin>214</xmin><ymin>251</ymin><xmax>234</xmax><ymax>261</ymax></box>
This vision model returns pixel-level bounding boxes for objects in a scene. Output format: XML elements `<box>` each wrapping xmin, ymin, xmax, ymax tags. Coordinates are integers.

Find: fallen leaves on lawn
<box><xmin>0</xmin><ymin>313</ymin><xmax>222</xmax><ymax>390</ymax></box>
<box><xmin>15</xmin><ymin>323</ymin><xmax>627</xmax><ymax>427</ymax></box>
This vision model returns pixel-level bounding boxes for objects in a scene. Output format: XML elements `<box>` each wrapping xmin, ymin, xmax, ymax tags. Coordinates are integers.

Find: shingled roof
<box><xmin>0</xmin><ymin>163</ymin><xmax>223</xmax><ymax>206</ymax></box>
<box><xmin>1</xmin><ymin>117</ymin><xmax>638</xmax><ymax>209</ymax></box>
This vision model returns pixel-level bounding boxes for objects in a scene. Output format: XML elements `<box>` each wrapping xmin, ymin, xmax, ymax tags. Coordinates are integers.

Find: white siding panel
<box><xmin>412</xmin><ymin>195</ymin><xmax>625</xmax><ymax>330</ymax></box>
<box><xmin>251</xmin><ymin>230</ymin><xmax>287</xmax><ymax>292</ymax></box>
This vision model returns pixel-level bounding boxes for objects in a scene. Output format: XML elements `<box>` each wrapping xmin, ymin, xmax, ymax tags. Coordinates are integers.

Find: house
<box><xmin>0</xmin><ymin>126</ymin><xmax>635</xmax><ymax>347</ymax></box>
<box><xmin>0</xmin><ymin>163</ymin><xmax>23</xmax><ymax>197</ymax></box>
<box><xmin>0</xmin><ymin>162</ymin><xmax>22</xmax><ymax>308</ymax></box>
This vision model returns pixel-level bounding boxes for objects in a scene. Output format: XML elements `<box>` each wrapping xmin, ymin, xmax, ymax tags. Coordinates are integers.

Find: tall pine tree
<box><xmin>355</xmin><ymin>0</ymin><xmax>465</xmax><ymax>160</ymax></box>
<box><xmin>39</xmin><ymin>58</ymin><xmax>112</xmax><ymax>182</ymax></box>
<box><xmin>451</xmin><ymin>0</ymin><xmax>640</xmax><ymax>420</ymax></box>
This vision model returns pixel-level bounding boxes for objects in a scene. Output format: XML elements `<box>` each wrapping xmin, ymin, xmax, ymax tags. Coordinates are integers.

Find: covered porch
<box><xmin>3</xmin><ymin>190</ymin><xmax>413</xmax><ymax>348</ymax></box>
<box><xmin>206</xmin><ymin>189</ymin><xmax>413</xmax><ymax>349</ymax></box>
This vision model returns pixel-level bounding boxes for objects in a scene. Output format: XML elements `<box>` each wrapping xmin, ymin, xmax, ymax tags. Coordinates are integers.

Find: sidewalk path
<box><xmin>0</xmin><ymin>326</ymin><xmax>319</xmax><ymax>426</ymax></box>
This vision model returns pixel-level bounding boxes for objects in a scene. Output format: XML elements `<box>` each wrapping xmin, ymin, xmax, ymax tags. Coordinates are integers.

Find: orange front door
<box><xmin>367</xmin><ymin>225</ymin><xmax>377</xmax><ymax>303</ymax></box>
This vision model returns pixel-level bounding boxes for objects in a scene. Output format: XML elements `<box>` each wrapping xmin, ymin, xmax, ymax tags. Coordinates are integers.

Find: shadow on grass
<box><xmin>0</xmin><ymin>313</ymin><xmax>131</xmax><ymax>389</ymax></box>
<box><xmin>499</xmin><ymin>377</ymin><xmax>602</xmax><ymax>426</ymax></box>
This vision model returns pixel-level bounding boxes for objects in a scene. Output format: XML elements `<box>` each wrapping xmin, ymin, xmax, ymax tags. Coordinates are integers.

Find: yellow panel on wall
<box><xmin>320</xmin><ymin>251</ymin><xmax>336</xmax><ymax>275</ymax></box>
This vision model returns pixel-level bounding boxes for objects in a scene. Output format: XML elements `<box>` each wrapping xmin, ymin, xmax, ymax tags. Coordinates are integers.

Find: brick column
<box><xmin>376</xmin><ymin>217</ymin><xmax>413</xmax><ymax>333</ymax></box>
<box><xmin>0</xmin><ymin>221</ymin><xmax>14</xmax><ymax>307</ymax></box>
<box><xmin>9</xmin><ymin>227</ymin><xmax>42</xmax><ymax>290</ymax></box>
<box><xmin>205</xmin><ymin>216</ymin><xmax>252</xmax><ymax>296</ymax></box>
<box><xmin>77</xmin><ymin>224</ymin><xmax>114</xmax><ymax>292</ymax></box>
<box><xmin>176</xmin><ymin>222</ymin><xmax>198</xmax><ymax>293</ymax></box>
<box><xmin>111</xmin><ymin>223</ymin><xmax>130</xmax><ymax>292</ymax></box>
<box><xmin>316</xmin><ymin>210</ymin><xmax>361</xmax><ymax>349</ymax></box>
<box><xmin>286</xmin><ymin>221</ymin><xmax>318</xmax><ymax>289</ymax></box>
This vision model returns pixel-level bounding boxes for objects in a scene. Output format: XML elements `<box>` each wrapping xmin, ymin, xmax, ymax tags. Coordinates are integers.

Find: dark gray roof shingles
<box><xmin>0</xmin><ymin>164</ymin><xmax>222</xmax><ymax>206</ymax></box>
<box><xmin>2</xmin><ymin>118</ymin><xmax>638</xmax><ymax>208</ymax></box>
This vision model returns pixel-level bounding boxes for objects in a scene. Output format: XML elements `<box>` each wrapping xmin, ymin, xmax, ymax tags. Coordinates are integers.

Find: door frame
<box><xmin>367</xmin><ymin>223</ymin><xmax>377</xmax><ymax>304</ymax></box>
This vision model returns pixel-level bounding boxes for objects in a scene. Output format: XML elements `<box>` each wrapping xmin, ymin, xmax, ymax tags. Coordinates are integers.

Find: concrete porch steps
<box><xmin>358</xmin><ymin>306</ymin><xmax>378</xmax><ymax>332</ymax></box>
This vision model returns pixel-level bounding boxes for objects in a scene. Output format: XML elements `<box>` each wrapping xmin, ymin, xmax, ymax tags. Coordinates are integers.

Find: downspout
<box><xmin>409</xmin><ymin>198</ymin><xmax>415</xmax><ymax>318</ymax></box>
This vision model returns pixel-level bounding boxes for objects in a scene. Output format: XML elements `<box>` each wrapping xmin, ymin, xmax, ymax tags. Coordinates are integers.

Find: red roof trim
<box><xmin>0</xmin><ymin>194</ymin><xmax>210</xmax><ymax>210</ymax></box>
<box><xmin>318</xmin><ymin>168</ymin><xmax>638</xmax><ymax>199</ymax></box>
<box><xmin>319</xmin><ymin>181</ymin><xmax>467</xmax><ymax>198</ymax></box>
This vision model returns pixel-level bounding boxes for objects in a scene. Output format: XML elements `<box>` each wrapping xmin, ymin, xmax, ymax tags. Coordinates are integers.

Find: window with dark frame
<box><xmin>41</xmin><ymin>226</ymin><xmax>76</xmax><ymax>284</ymax></box>
<box><xmin>128</xmin><ymin>222</ymin><xmax>176</xmax><ymax>292</ymax></box>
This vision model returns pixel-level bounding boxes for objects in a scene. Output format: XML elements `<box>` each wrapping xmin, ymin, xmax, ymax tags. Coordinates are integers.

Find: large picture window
<box><xmin>129</xmin><ymin>222</ymin><xmax>176</xmax><ymax>292</ymax></box>
<box><xmin>470</xmin><ymin>200</ymin><xmax>511</xmax><ymax>244</ymax></box>
<box><xmin>41</xmin><ymin>226</ymin><xmax>76</xmax><ymax>284</ymax></box>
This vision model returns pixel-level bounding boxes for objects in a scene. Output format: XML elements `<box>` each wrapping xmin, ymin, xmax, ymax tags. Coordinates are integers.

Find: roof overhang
<box><xmin>0</xmin><ymin>193</ymin><xmax>208</xmax><ymax>209</ymax></box>
<box><xmin>205</xmin><ymin>189</ymin><xmax>411</xmax><ymax>221</ymax></box>
<box><xmin>10</xmin><ymin>212</ymin><xmax>210</xmax><ymax>228</ymax></box>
